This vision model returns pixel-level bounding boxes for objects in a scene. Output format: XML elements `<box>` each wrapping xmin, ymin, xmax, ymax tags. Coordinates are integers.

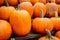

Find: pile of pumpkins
<box><xmin>0</xmin><ymin>0</ymin><xmax>60</xmax><ymax>40</ymax></box>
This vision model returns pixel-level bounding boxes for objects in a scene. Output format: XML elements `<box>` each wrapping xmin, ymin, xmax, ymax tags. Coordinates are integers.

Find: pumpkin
<box><xmin>0</xmin><ymin>0</ymin><xmax>15</xmax><ymax>20</ymax></box>
<box><xmin>33</xmin><ymin>2</ymin><xmax>46</xmax><ymax>17</ymax></box>
<box><xmin>0</xmin><ymin>6</ymin><xmax>15</xmax><ymax>20</ymax></box>
<box><xmin>30</xmin><ymin>0</ymin><xmax>46</xmax><ymax>5</ymax></box>
<box><xmin>50</xmin><ymin>11</ymin><xmax>60</xmax><ymax>30</ymax></box>
<box><xmin>46</xmin><ymin>3</ymin><xmax>58</xmax><ymax>17</ymax></box>
<box><xmin>32</xmin><ymin>10</ymin><xmax>53</xmax><ymax>34</ymax></box>
<box><xmin>0</xmin><ymin>20</ymin><xmax>12</xmax><ymax>39</ymax></box>
<box><xmin>7</xmin><ymin>0</ymin><xmax>18</xmax><ymax>6</ymax></box>
<box><xmin>20</xmin><ymin>2</ymin><xmax>33</xmax><ymax>17</ymax></box>
<box><xmin>55</xmin><ymin>0</ymin><xmax>60</xmax><ymax>4</ymax></box>
<box><xmin>39</xmin><ymin>29</ymin><xmax>60</xmax><ymax>40</ymax></box>
<box><xmin>19</xmin><ymin>0</ymin><xmax>30</xmax><ymax>3</ymax></box>
<box><xmin>58</xmin><ymin>5</ymin><xmax>60</xmax><ymax>16</ymax></box>
<box><xmin>46</xmin><ymin>0</ymin><xmax>55</xmax><ymax>3</ymax></box>
<box><xmin>9</xmin><ymin>10</ymin><xmax>31</xmax><ymax>36</ymax></box>
<box><xmin>55</xmin><ymin>31</ymin><xmax>60</xmax><ymax>38</ymax></box>
<box><xmin>0</xmin><ymin>0</ymin><xmax>4</xmax><ymax>5</ymax></box>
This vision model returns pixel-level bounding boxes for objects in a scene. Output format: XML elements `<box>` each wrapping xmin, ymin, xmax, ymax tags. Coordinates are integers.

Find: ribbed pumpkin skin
<box><xmin>0</xmin><ymin>20</ymin><xmax>12</xmax><ymax>39</ymax></box>
<box><xmin>39</xmin><ymin>36</ymin><xmax>60</xmax><ymax>40</ymax></box>
<box><xmin>20</xmin><ymin>2</ymin><xmax>33</xmax><ymax>17</ymax></box>
<box><xmin>0</xmin><ymin>0</ymin><xmax>4</xmax><ymax>5</ymax></box>
<box><xmin>30</xmin><ymin>0</ymin><xmax>46</xmax><ymax>5</ymax></box>
<box><xmin>10</xmin><ymin>10</ymin><xmax>31</xmax><ymax>36</ymax></box>
<box><xmin>33</xmin><ymin>3</ymin><xmax>46</xmax><ymax>17</ymax></box>
<box><xmin>32</xmin><ymin>18</ymin><xmax>53</xmax><ymax>34</ymax></box>
<box><xmin>50</xmin><ymin>18</ymin><xmax>60</xmax><ymax>30</ymax></box>
<box><xmin>7</xmin><ymin>0</ymin><xmax>18</xmax><ymax>6</ymax></box>
<box><xmin>0</xmin><ymin>6</ymin><xmax>15</xmax><ymax>20</ymax></box>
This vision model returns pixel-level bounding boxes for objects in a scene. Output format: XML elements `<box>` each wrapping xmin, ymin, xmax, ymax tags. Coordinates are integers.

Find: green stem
<box><xmin>55</xmin><ymin>11</ymin><xmax>59</xmax><ymax>18</ymax></box>
<box><xmin>5</xmin><ymin>0</ymin><xmax>9</xmax><ymax>6</ymax></box>
<box><xmin>40</xmin><ymin>10</ymin><xmax>44</xmax><ymax>18</ymax></box>
<box><xmin>45</xmin><ymin>29</ymin><xmax>52</xmax><ymax>40</ymax></box>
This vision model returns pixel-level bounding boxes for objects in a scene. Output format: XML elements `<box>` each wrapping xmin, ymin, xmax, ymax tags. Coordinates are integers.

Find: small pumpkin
<box><xmin>32</xmin><ymin>10</ymin><xmax>53</xmax><ymax>34</ymax></box>
<box><xmin>30</xmin><ymin>0</ymin><xmax>46</xmax><ymax>5</ymax></box>
<box><xmin>39</xmin><ymin>29</ymin><xmax>60</xmax><ymax>40</ymax></box>
<box><xmin>58</xmin><ymin>5</ymin><xmax>60</xmax><ymax>16</ymax></box>
<box><xmin>20</xmin><ymin>2</ymin><xmax>33</xmax><ymax>17</ymax></box>
<box><xmin>7</xmin><ymin>0</ymin><xmax>18</xmax><ymax>6</ymax></box>
<box><xmin>50</xmin><ymin>11</ymin><xmax>60</xmax><ymax>31</ymax></box>
<box><xmin>9</xmin><ymin>5</ymin><xmax>31</xmax><ymax>36</ymax></box>
<box><xmin>55</xmin><ymin>31</ymin><xmax>60</xmax><ymax>38</ymax></box>
<box><xmin>0</xmin><ymin>20</ymin><xmax>12</xmax><ymax>39</ymax></box>
<box><xmin>33</xmin><ymin>2</ymin><xmax>46</xmax><ymax>17</ymax></box>
<box><xmin>46</xmin><ymin>3</ymin><xmax>58</xmax><ymax>17</ymax></box>
<box><xmin>0</xmin><ymin>0</ymin><xmax>4</xmax><ymax>5</ymax></box>
<box><xmin>0</xmin><ymin>0</ymin><xmax>15</xmax><ymax>20</ymax></box>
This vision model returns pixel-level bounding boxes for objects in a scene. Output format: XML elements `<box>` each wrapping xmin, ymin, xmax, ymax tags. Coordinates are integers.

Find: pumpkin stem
<box><xmin>55</xmin><ymin>11</ymin><xmax>59</xmax><ymax>18</ymax></box>
<box><xmin>17</xmin><ymin>4</ymin><xmax>20</xmax><ymax>10</ymax></box>
<box><xmin>40</xmin><ymin>10</ymin><xmax>44</xmax><ymax>18</ymax></box>
<box><xmin>24</xmin><ymin>0</ymin><xmax>27</xmax><ymax>2</ymax></box>
<box><xmin>45</xmin><ymin>29</ymin><xmax>52</xmax><ymax>40</ymax></box>
<box><xmin>5</xmin><ymin>0</ymin><xmax>9</xmax><ymax>6</ymax></box>
<box><xmin>48</xmin><ymin>0</ymin><xmax>51</xmax><ymax>3</ymax></box>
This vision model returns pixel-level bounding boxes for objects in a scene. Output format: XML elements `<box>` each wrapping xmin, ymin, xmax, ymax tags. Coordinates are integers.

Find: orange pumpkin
<box><xmin>46</xmin><ymin>3</ymin><xmax>58</xmax><ymax>17</ymax></box>
<box><xmin>50</xmin><ymin>11</ymin><xmax>60</xmax><ymax>30</ymax></box>
<box><xmin>9</xmin><ymin>10</ymin><xmax>31</xmax><ymax>36</ymax></box>
<box><xmin>0</xmin><ymin>20</ymin><xmax>12</xmax><ymax>39</ymax></box>
<box><xmin>32</xmin><ymin>10</ymin><xmax>53</xmax><ymax>34</ymax></box>
<box><xmin>20</xmin><ymin>2</ymin><xmax>33</xmax><ymax>17</ymax></box>
<box><xmin>55</xmin><ymin>0</ymin><xmax>60</xmax><ymax>4</ymax></box>
<box><xmin>0</xmin><ymin>6</ymin><xmax>15</xmax><ymax>20</ymax></box>
<box><xmin>46</xmin><ymin>0</ymin><xmax>55</xmax><ymax>3</ymax></box>
<box><xmin>58</xmin><ymin>5</ymin><xmax>60</xmax><ymax>16</ymax></box>
<box><xmin>0</xmin><ymin>0</ymin><xmax>4</xmax><ymax>5</ymax></box>
<box><xmin>55</xmin><ymin>31</ymin><xmax>60</xmax><ymax>38</ymax></box>
<box><xmin>33</xmin><ymin>2</ymin><xmax>46</xmax><ymax>17</ymax></box>
<box><xmin>39</xmin><ymin>29</ymin><xmax>60</xmax><ymax>40</ymax></box>
<box><xmin>7</xmin><ymin>0</ymin><xmax>18</xmax><ymax>6</ymax></box>
<box><xmin>30</xmin><ymin>0</ymin><xmax>46</xmax><ymax>5</ymax></box>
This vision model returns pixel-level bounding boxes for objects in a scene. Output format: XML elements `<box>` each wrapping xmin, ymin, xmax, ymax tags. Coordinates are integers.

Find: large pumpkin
<box><xmin>0</xmin><ymin>6</ymin><xmax>15</xmax><ymax>20</ymax></box>
<box><xmin>9</xmin><ymin>10</ymin><xmax>31</xmax><ymax>36</ymax></box>
<box><xmin>20</xmin><ymin>2</ymin><xmax>33</xmax><ymax>17</ymax></box>
<box><xmin>7</xmin><ymin>0</ymin><xmax>18</xmax><ymax>6</ymax></box>
<box><xmin>0</xmin><ymin>20</ymin><xmax>12</xmax><ymax>39</ymax></box>
<box><xmin>33</xmin><ymin>2</ymin><xmax>46</xmax><ymax>17</ymax></box>
<box><xmin>46</xmin><ymin>3</ymin><xmax>58</xmax><ymax>17</ymax></box>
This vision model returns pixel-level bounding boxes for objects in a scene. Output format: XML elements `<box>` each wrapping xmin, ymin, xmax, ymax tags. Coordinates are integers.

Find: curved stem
<box><xmin>17</xmin><ymin>4</ymin><xmax>20</xmax><ymax>10</ymax></box>
<box><xmin>5</xmin><ymin>0</ymin><xmax>9</xmax><ymax>6</ymax></box>
<box><xmin>45</xmin><ymin>29</ymin><xmax>52</xmax><ymax>40</ymax></box>
<box><xmin>55</xmin><ymin>11</ymin><xmax>58</xmax><ymax>18</ymax></box>
<box><xmin>40</xmin><ymin>10</ymin><xmax>44</xmax><ymax>18</ymax></box>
